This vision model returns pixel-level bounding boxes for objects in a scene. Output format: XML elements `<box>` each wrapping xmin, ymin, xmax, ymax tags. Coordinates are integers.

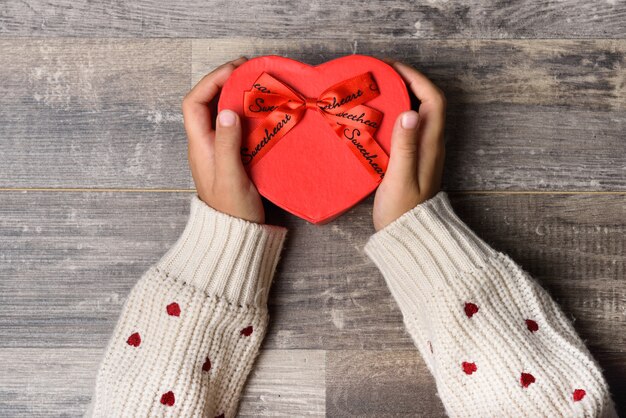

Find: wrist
<box><xmin>157</xmin><ymin>196</ymin><xmax>287</xmax><ymax>307</ymax></box>
<box><xmin>365</xmin><ymin>192</ymin><xmax>496</xmax><ymax>289</ymax></box>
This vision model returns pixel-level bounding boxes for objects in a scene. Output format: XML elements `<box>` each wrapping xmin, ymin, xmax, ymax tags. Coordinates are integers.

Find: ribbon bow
<box><xmin>241</xmin><ymin>72</ymin><xmax>389</xmax><ymax>181</ymax></box>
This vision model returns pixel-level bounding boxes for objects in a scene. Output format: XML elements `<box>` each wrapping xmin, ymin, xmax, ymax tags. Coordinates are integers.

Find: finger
<box><xmin>214</xmin><ymin>109</ymin><xmax>248</xmax><ymax>180</ymax></box>
<box><xmin>384</xmin><ymin>110</ymin><xmax>420</xmax><ymax>186</ymax></box>
<box><xmin>414</xmin><ymin>98</ymin><xmax>445</xmax><ymax>196</ymax></box>
<box><xmin>391</xmin><ymin>61</ymin><xmax>445</xmax><ymax>109</ymax></box>
<box><xmin>391</xmin><ymin>61</ymin><xmax>446</xmax><ymax>192</ymax></box>
<box><xmin>417</xmin><ymin>127</ymin><xmax>445</xmax><ymax>197</ymax></box>
<box><xmin>185</xmin><ymin>57</ymin><xmax>247</xmax><ymax>106</ymax></box>
<box><xmin>182</xmin><ymin>57</ymin><xmax>247</xmax><ymax>142</ymax></box>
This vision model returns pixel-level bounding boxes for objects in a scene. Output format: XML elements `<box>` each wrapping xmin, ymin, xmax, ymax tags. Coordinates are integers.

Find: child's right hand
<box><xmin>182</xmin><ymin>57</ymin><xmax>266</xmax><ymax>224</ymax></box>
<box><xmin>372</xmin><ymin>61</ymin><xmax>447</xmax><ymax>231</ymax></box>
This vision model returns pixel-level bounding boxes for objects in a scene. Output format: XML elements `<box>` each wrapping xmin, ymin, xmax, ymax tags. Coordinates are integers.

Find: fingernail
<box><xmin>401</xmin><ymin>111</ymin><xmax>419</xmax><ymax>129</ymax></box>
<box><xmin>218</xmin><ymin>110</ymin><xmax>237</xmax><ymax>127</ymax></box>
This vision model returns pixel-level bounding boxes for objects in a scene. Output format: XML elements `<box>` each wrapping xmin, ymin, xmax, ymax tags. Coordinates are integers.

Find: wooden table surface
<box><xmin>0</xmin><ymin>1</ymin><xmax>624</xmax><ymax>416</ymax></box>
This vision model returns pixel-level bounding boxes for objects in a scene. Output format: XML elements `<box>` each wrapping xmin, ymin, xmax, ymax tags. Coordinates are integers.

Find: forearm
<box><xmin>92</xmin><ymin>196</ymin><xmax>286</xmax><ymax>418</ymax></box>
<box><xmin>365</xmin><ymin>192</ymin><xmax>615</xmax><ymax>417</ymax></box>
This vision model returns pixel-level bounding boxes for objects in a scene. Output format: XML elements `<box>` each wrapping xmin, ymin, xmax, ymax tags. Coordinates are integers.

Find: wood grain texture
<box><xmin>2</xmin><ymin>39</ymin><xmax>623</xmax><ymax>191</ymax></box>
<box><xmin>193</xmin><ymin>38</ymin><xmax>625</xmax><ymax>111</ymax></box>
<box><xmin>325</xmin><ymin>350</ymin><xmax>626</xmax><ymax>416</ymax></box>
<box><xmin>0</xmin><ymin>348</ymin><xmax>325</xmax><ymax>417</ymax></box>
<box><xmin>193</xmin><ymin>38</ymin><xmax>626</xmax><ymax>191</ymax></box>
<box><xmin>0</xmin><ymin>0</ymin><xmax>624</xmax><ymax>38</ymax></box>
<box><xmin>1</xmin><ymin>0</ymin><xmax>625</xmax><ymax>415</ymax></box>
<box><xmin>1</xmin><ymin>192</ymin><xmax>623</xmax><ymax>354</ymax></box>
<box><xmin>240</xmin><ymin>350</ymin><xmax>325</xmax><ymax>417</ymax></box>
<box><xmin>0</xmin><ymin>348</ymin><xmax>99</xmax><ymax>417</ymax></box>
<box><xmin>0</xmin><ymin>39</ymin><xmax>192</xmax><ymax>189</ymax></box>
<box><xmin>597</xmin><ymin>352</ymin><xmax>626</xmax><ymax>414</ymax></box>
<box><xmin>326</xmin><ymin>350</ymin><xmax>446</xmax><ymax>417</ymax></box>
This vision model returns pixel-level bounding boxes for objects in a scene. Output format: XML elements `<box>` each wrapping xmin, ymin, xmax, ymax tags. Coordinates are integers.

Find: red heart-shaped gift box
<box><xmin>218</xmin><ymin>55</ymin><xmax>410</xmax><ymax>224</ymax></box>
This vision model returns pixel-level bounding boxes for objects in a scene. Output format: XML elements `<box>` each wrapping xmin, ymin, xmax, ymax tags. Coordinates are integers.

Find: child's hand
<box><xmin>373</xmin><ymin>61</ymin><xmax>446</xmax><ymax>231</ymax></box>
<box><xmin>183</xmin><ymin>57</ymin><xmax>265</xmax><ymax>224</ymax></box>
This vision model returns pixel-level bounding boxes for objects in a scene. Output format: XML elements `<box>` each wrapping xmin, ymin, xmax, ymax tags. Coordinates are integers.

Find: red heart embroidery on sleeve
<box><xmin>573</xmin><ymin>389</ymin><xmax>586</xmax><ymax>402</ymax></box>
<box><xmin>126</xmin><ymin>332</ymin><xmax>141</xmax><ymax>347</ymax></box>
<box><xmin>202</xmin><ymin>357</ymin><xmax>212</xmax><ymax>372</ymax></box>
<box><xmin>166</xmin><ymin>302</ymin><xmax>181</xmax><ymax>317</ymax></box>
<box><xmin>160</xmin><ymin>391</ymin><xmax>175</xmax><ymax>406</ymax></box>
<box><xmin>464</xmin><ymin>302</ymin><xmax>479</xmax><ymax>318</ymax></box>
<box><xmin>520</xmin><ymin>372</ymin><xmax>536</xmax><ymax>388</ymax></box>
<box><xmin>525</xmin><ymin>319</ymin><xmax>539</xmax><ymax>332</ymax></box>
<box><xmin>462</xmin><ymin>362</ymin><xmax>478</xmax><ymax>375</ymax></box>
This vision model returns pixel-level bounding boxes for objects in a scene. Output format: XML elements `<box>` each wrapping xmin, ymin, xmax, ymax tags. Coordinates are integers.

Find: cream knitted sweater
<box><xmin>90</xmin><ymin>192</ymin><xmax>615</xmax><ymax>417</ymax></box>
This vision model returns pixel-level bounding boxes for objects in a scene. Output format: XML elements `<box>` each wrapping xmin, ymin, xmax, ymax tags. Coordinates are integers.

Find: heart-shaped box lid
<box><xmin>218</xmin><ymin>55</ymin><xmax>410</xmax><ymax>224</ymax></box>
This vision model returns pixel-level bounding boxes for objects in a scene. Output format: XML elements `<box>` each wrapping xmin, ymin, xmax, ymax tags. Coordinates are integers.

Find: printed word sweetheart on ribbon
<box><xmin>240</xmin><ymin>72</ymin><xmax>389</xmax><ymax>182</ymax></box>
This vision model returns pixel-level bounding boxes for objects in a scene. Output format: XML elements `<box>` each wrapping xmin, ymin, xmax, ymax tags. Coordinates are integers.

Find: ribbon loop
<box><xmin>241</xmin><ymin>72</ymin><xmax>389</xmax><ymax>182</ymax></box>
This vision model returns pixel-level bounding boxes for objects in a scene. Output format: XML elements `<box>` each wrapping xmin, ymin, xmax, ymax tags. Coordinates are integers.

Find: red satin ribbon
<box><xmin>241</xmin><ymin>72</ymin><xmax>389</xmax><ymax>182</ymax></box>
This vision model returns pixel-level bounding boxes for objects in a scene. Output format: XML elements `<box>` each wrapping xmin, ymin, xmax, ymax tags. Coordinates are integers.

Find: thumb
<box><xmin>385</xmin><ymin>110</ymin><xmax>420</xmax><ymax>182</ymax></box>
<box><xmin>214</xmin><ymin>109</ymin><xmax>247</xmax><ymax>179</ymax></box>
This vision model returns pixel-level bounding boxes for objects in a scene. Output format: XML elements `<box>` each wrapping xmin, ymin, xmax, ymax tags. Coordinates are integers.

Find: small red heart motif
<box><xmin>462</xmin><ymin>361</ymin><xmax>477</xmax><ymax>375</ymax></box>
<box><xmin>573</xmin><ymin>389</ymin><xmax>586</xmax><ymax>402</ymax></box>
<box><xmin>202</xmin><ymin>357</ymin><xmax>212</xmax><ymax>372</ymax></box>
<box><xmin>520</xmin><ymin>372</ymin><xmax>536</xmax><ymax>388</ymax></box>
<box><xmin>166</xmin><ymin>302</ymin><xmax>181</xmax><ymax>317</ymax></box>
<box><xmin>525</xmin><ymin>319</ymin><xmax>539</xmax><ymax>332</ymax></box>
<box><xmin>240</xmin><ymin>326</ymin><xmax>253</xmax><ymax>337</ymax></box>
<box><xmin>464</xmin><ymin>302</ymin><xmax>479</xmax><ymax>318</ymax></box>
<box><xmin>219</xmin><ymin>55</ymin><xmax>410</xmax><ymax>224</ymax></box>
<box><xmin>126</xmin><ymin>332</ymin><xmax>141</xmax><ymax>347</ymax></box>
<box><xmin>160</xmin><ymin>391</ymin><xmax>175</xmax><ymax>406</ymax></box>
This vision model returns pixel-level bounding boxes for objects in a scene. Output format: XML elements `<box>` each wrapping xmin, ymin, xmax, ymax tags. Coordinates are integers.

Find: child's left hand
<box><xmin>372</xmin><ymin>61</ymin><xmax>446</xmax><ymax>231</ymax></box>
<box><xmin>182</xmin><ymin>57</ymin><xmax>265</xmax><ymax>224</ymax></box>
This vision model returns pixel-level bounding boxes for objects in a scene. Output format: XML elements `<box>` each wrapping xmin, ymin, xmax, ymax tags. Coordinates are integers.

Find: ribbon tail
<box><xmin>244</xmin><ymin>92</ymin><xmax>293</xmax><ymax>118</ymax></box>
<box><xmin>241</xmin><ymin>105</ymin><xmax>304</xmax><ymax>169</ymax></box>
<box><xmin>333</xmin><ymin>125</ymin><xmax>389</xmax><ymax>182</ymax></box>
<box><xmin>322</xmin><ymin>104</ymin><xmax>382</xmax><ymax>136</ymax></box>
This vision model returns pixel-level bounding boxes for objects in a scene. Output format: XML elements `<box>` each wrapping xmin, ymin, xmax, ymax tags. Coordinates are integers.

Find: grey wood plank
<box><xmin>193</xmin><ymin>39</ymin><xmax>626</xmax><ymax>191</ymax></box>
<box><xmin>193</xmin><ymin>38</ymin><xmax>625</xmax><ymax>112</ymax></box>
<box><xmin>0</xmin><ymin>348</ymin><xmax>325</xmax><ymax>417</ymax></box>
<box><xmin>443</xmin><ymin>105</ymin><xmax>625</xmax><ymax>191</ymax></box>
<box><xmin>240</xmin><ymin>349</ymin><xmax>325</xmax><ymax>417</ymax></box>
<box><xmin>597</xmin><ymin>352</ymin><xmax>626</xmax><ymax>415</ymax></box>
<box><xmin>0</xmin><ymin>0</ymin><xmax>624</xmax><ymax>38</ymax></box>
<box><xmin>2</xmin><ymin>39</ymin><xmax>623</xmax><ymax>190</ymax></box>
<box><xmin>0</xmin><ymin>348</ymin><xmax>98</xmax><ymax>417</ymax></box>
<box><xmin>0</xmin><ymin>39</ymin><xmax>192</xmax><ymax>189</ymax></box>
<box><xmin>325</xmin><ymin>350</ymin><xmax>626</xmax><ymax>416</ymax></box>
<box><xmin>0</xmin><ymin>192</ymin><xmax>623</xmax><ymax>355</ymax></box>
<box><xmin>326</xmin><ymin>350</ymin><xmax>447</xmax><ymax>417</ymax></box>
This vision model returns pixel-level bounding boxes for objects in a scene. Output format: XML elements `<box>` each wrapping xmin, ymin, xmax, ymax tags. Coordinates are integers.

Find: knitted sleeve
<box><xmin>90</xmin><ymin>196</ymin><xmax>286</xmax><ymax>418</ymax></box>
<box><xmin>364</xmin><ymin>192</ymin><xmax>616</xmax><ymax>418</ymax></box>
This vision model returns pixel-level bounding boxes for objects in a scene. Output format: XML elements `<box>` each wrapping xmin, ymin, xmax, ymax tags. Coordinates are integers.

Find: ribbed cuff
<box><xmin>157</xmin><ymin>196</ymin><xmax>287</xmax><ymax>307</ymax></box>
<box><xmin>364</xmin><ymin>192</ymin><xmax>496</xmax><ymax>296</ymax></box>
